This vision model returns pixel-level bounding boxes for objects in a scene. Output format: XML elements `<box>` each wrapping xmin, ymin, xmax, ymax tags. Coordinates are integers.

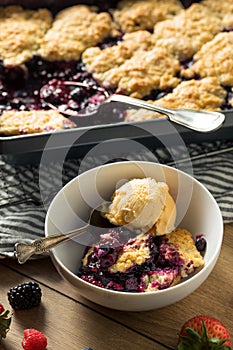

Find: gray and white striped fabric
<box><xmin>0</xmin><ymin>140</ymin><xmax>232</xmax><ymax>258</ymax></box>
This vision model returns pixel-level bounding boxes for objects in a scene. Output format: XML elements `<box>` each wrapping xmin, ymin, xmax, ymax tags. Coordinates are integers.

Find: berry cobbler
<box><xmin>0</xmin><ymin>0</ymin><xmax>233</xmax><ymax>135</ymax></box>
<box><xmin>78</xmin><ymin>178</ymin><xmax>206</xmax><ymax>293</ymax></box>
<box><xmin>78</xmin><ymin>227</ymin><xmax>205</xmax><ymax>292</ymax></box>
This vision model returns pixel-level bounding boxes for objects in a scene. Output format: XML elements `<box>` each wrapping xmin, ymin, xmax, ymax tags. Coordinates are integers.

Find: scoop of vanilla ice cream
<box><xmin>105</xmin><ymin>177</ymin><xmax>176</xmax><ymax>234</ymax></box>
<box><xmin>153</xmin><ymin>190</ymin><xmax>176</xmax><ymax>235</ymax></box>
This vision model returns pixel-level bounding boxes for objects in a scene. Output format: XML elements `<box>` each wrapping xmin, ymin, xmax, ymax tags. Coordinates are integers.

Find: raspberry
<box><xmin>22</xmin><ymin>329</ymin><xmax>47</xmax><ymax>350</ymax></box>
<box><xmin>8</xmin><ymin>281</ymin><xmax>42</xmax><ymax>310</ymax></box>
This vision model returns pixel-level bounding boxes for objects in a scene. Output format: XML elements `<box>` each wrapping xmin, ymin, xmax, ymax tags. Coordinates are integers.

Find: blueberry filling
<box><xmin>222</xmin><ymin>27</ymin><xmax>233</xmax><ymax>33</ymax></box>
<box><xmin>78</xmin><ymin>228</ymin><xmax>196</xmax><ymax>293</ymax></box>
<box><xmin>0</xmin><ymin>53</ymin><xmax>127</xmax><ymax>128</ymax></box>
<box><xmin>144</xmin><ymin>88</ymin><xmax>173</xmax><ymax>101</ymax></box>
<box><xmin>40</xmin><ymin>79</ymin><xmax>109</xmax><ymax>116</ymax></box>
<box><xmin>98</xmin><ymin>34</ymin><xmax>124</xmax><ymax>50</ymax></box>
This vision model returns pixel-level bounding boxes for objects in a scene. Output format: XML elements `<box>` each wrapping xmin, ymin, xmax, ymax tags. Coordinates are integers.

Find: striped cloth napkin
<box><xmin>0</xmin><ymin>140</ymin><xmax>232</xmax><ymax>258</ymax></box>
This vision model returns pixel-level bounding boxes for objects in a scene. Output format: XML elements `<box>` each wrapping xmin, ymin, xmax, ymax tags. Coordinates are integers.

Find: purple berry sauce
<box><xmin>78</xmin><ymin>227</ymin><xmax>190</xmax><ymax>293</ymax></box>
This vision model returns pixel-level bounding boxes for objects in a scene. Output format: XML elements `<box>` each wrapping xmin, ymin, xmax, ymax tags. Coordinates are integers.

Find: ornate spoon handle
<box><xmin>40</xmin><ymin>81</ymin><xmax>225</xmax><ymax>133</ymax></box>
<box><xmin>14</xmin><ymin>224</ymin><xmax>89</xmax><ymax>264</ymax></box>
<box><xmin>108</xmin><ymin>94</ymin><xmax>225</xmax><ymax>132</ymax></box>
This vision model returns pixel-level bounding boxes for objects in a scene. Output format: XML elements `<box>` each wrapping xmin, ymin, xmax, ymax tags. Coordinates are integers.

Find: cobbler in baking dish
<box><xmin>0</xmin><ymin>0</ymin><xmax>233</xmax><ymax>135</ymax></box>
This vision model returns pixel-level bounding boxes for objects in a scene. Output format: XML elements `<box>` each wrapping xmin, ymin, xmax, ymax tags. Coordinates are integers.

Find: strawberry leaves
<box><xmin>178</xmin><ymin>317</ymin><xmax>231</xmax><ymax>350</ymax></box>
<box><xmin>0</xmin><ymin>308</ymin><xmax>12</xmax><ymax>344</ymax></box>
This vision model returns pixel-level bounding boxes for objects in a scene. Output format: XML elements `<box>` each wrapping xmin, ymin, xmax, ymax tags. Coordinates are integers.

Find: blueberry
<box><xmin>11</xmin><ymin>98</ymin><xmax>22</xmax><ymax>108</ymax></box>
<box><xmin>76</xmin><ymin>61</ymin><xmax>86</xmax><ymax>72</ymax></box>
<box><xmin>195</xmin><ymin>235</ymin><xmax>207</xmax><ymax>252</ymax></box>
<box><xmin>222</xmin><ymin>26</ymin><xmax>233</xmax><ymax>32</ymax></box>
<box><xmin>4</xmin><ymin>66</ymin><xmax>26</xmax><ymax>83</ymax></box>
<box><xmin>125</xmin><ymin>277</ymin><xmax>138</xmax><ymax>291</ymax></box>
<box><xmin>0</xmin><ymin>61</ymin><xmax>5</xmax><ymax>76</ymax></box>
<box><xmin>67</xmin><ymin>100</ymin><xmax>80</xmax><ymax>111</ymax></box>
<box><xmin>100</xmin><ymin>253</ymin><xmax>116</xmax><ymax>268</ymax></box>
<box><xmin>70</xmin><ymin>87</ymin><xmax>89</xmax><ymax>102</ymax></box>
<box><xmin>40</xmin><ymin>79</ymin><xmax>70</xmax><ymax>104</ymax></box>
<box><xmin>0</xmin><ymin>89</ymin><xmax>8</xmax><ymax>102</ymax></box>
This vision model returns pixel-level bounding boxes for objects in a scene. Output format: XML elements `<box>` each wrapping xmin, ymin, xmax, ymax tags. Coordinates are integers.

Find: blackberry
<box><xmin>7</xmin><ymin>281</ymin><xmax>42</xmax><ymax>310</ymax></box>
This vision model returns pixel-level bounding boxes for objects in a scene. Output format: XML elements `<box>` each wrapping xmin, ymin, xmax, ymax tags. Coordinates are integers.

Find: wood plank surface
<box><xmin>1</xmin><ymin>223</ymin><xmax>232</xmax><ymax>349</ymax></box>
<box><xmin>0</xmin><ymin>264</ymin><xmax>168</xmax><ymax>350</ymax></box>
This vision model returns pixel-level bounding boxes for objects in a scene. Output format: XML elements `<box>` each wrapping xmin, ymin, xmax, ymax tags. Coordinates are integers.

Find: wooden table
<box><xmin>1</xmin><ymin>223</ymin><xmax>232</xmax><ymax>350</ymax></box>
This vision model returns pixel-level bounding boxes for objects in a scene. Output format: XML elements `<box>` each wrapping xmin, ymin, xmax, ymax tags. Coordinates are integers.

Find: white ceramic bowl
<box><xmin>45</xmin><ymin>161</ymin><xmax>223</xmax><ymax>311</ymax></box>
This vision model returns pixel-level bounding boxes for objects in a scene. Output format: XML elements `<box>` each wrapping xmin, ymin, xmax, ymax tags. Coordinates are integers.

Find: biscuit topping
<box><xmin>153</xmin><ymin>3</ymin><xmax>223</xmax><ymax>61</ymax></box>
<box><xmin>124</xmin><ymin>77</ymin><xmax>226</xmax><ymax>122</ymax></box>
<box><xmin>0</xmin><ymin>109</ymin><xmax>76</xmax><ymax>135</ymax></box>
<box><xmin>0</xmin><ymin>6</ymin><xmax>52</xmax><ymax>66</ymax></box>
<box><xmin>181</xmin><ymin>32</ymin><xmax>233</xmax><ymax>86</ymax></box>
<box><xmin>83</xmin><ymin>31</ymin><xmax>180</xmax><ymax>98</ymax></box>
<box><xmin>113</xmin><ymin>0</ymin><xmax>183</xmax><ymax>33</ymax></box>
<box><xmin>39</xmin><ymin>5</ymin><xmax>118</xmax><ymax>61</ymax></box>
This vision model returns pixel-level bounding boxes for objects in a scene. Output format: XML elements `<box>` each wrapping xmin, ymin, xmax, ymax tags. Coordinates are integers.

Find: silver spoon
<box><xmin>107</xmin><ymin>94</ymin><xmax>225</xmax><ymax>133</ymax></box>
<box><xmin>40</xmin><ymin>81</ymin><xmax>225</xmax><ymax>133</ymax></box>
<box><xmin>14</xmin><ymin>203</ymin><xmax>113</xmax><ymax>264</ymax></box>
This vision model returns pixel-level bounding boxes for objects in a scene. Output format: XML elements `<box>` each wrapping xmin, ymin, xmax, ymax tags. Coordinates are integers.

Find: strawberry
<box><xmin>22</xmin><ymin>328</ymin><xmax>47</xmax><ymax>350</ymax></box>
<box><xmin>0</xmin><ymin>304</ymin><xmax>12</xmax><ymax>344</ymax></box>
<box><xmin>0</xmin><ymin>304</ymin><xmax>4</xmax><ymax>314</ymax></box>
<box><xmin>178</xmin><ymin>315</ymin><xmax>231</xmax><ymax>350</ymax></box>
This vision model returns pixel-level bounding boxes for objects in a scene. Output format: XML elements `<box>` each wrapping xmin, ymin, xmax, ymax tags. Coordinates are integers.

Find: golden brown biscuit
<box><xmin>39</xmin><ymin>5</ymin><xmax>118</xmax><ymax>61</ymax></box>
<box><xmin>0</xmin><ymin>6</ymin><xmax>52</xmax><ymax>66</ymax></box>
<box><xmin>181</xmin><ymin>32</ymin><xmax>233</xmax><ymax>86</ymax></box>
<box><xmin>142</xmin><ymin>268</ymin><xmax>181</xmax><ymax>292</ymax></box>
<box><xmin>229</xmin><ymin>88</ymin><xmax>233</xmax><ymax>108</ymax></box>
<box><xmin>113</xmin><ymin>0</ymin><xmax>183</xmax><ymax>33</ymax></box>
<box><xmin>165</xmin><ymin>228</ymin><xmax>205</xmax><ymax>277</ymax></box>
<box><xmin>124</xmin><ymin>77</ymin><xmax>226</xmax><ymax>122</ymax></box>
<box><xmin>83</xmin><ymin>31</ymin><xmax>180</xmax><ymax>98</ymax></box>
<box><xmin>202</xmin><ymin>0</ymin><xmax>233</xmax><ymax>28</ymax></box>
<box><xmin>109</xmin><ymin>233</ymin><xmax>151</xmax><ymax>273</ymax></box>
<box><xmin>0</xmin><ymin>110</ymin><xmax>76</xmax><ymax>135</ymax></box>
<box><xmin>153</xmin><ymin>3</ymin><xmax>223</xmax><ymax>61</ymax></box>
<box><xmin>82</xmin><ymin>30</ymin><xmax>155</xmax><ymax>74</ymax></box>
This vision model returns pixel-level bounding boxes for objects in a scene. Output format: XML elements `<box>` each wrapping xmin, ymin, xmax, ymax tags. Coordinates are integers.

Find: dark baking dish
<box><xmin>0</xmin><ymin>0</ymin><xmax>232</xmax><ymax>163</ymax></box>
<box><xmin>1</xmin><ymin>107</ymin><xmax>232</xmax><ymax>165</ymax></box>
